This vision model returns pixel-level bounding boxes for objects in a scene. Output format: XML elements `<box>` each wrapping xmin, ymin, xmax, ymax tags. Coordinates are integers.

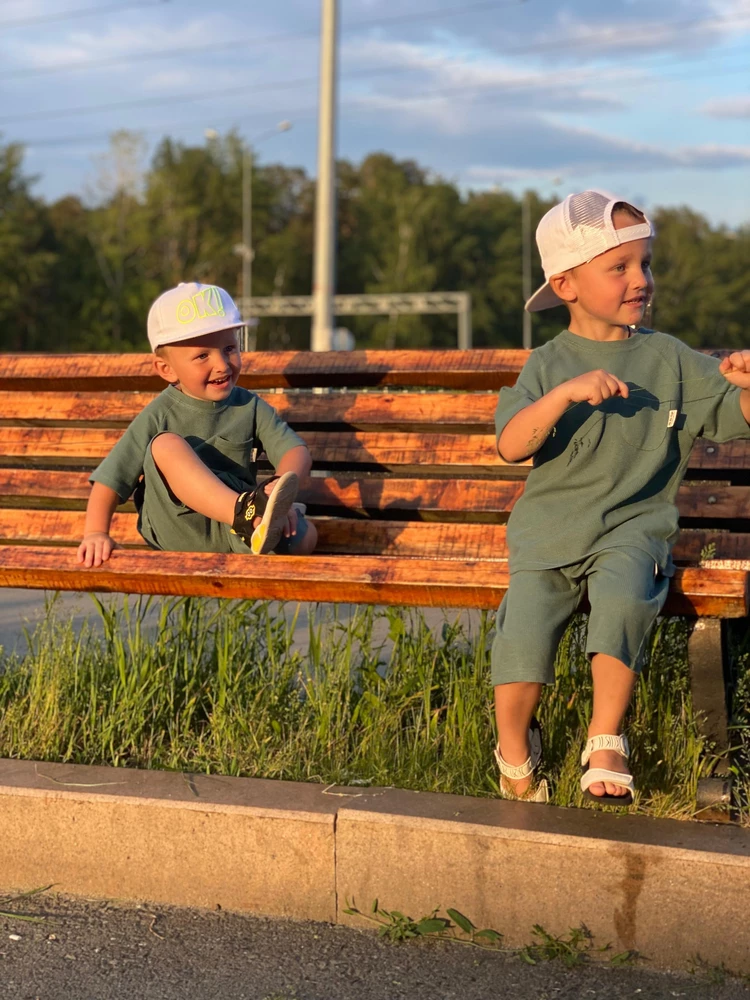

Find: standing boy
<box><xmin>493</xmin><ymin>190</ymin><xmax>750</xmax><ymax>804</ymax></box>
<box><xmin>78</xmin><ymin>282</ymin><xmax>317</xmax><ymax>567</ymax></box>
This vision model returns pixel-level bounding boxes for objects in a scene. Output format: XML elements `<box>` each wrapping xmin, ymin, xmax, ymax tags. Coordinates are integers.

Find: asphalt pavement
<box><xmin>0</xmin><ymin>893</ymin><xmax>747</xmax><ymax>1000</ymax></box>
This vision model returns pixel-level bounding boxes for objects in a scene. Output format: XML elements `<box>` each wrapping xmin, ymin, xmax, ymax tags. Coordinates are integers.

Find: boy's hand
<box><xmin>719</xmin><ymin>351</ymin><xmax>750</xmax><ymax>389</ymax></box>
<box><xmin>561</xmin><ymin>369</ymin><xmax>629</xmax><ymax>406</ymax></box>
<box><xmin>77</xmin><ymin>532</ymin><xmax>118</xmax><ymax>568</ymax></box>
<box><xmin>283</xmin><ymin>505</ymin><xmax>298</xmax><ymax>539</ymax></box>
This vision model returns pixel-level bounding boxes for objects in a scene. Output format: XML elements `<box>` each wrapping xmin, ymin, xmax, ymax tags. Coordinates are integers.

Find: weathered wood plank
<box><xmin>1</xmin><ymin>509</ymin><xmax>749</xmax><ymax>565</ymax></box>
<box><xmin>0</xmin><ymin>351</ymin><xmax>526</xmax><ymax>392</ymax></box>
<box><xmin>0</xmin><ymin>545</ymin><xmax>745</xmax><ymax>615</ymax></box>
<box><xmin>1</xmin><ymin>468</ymin><xmax>749</xmax><ymax>528</ymax></box>
<box><xmin>2</xmin><ymin>427</ymin><xmax>745</xmax><ymax>476</ymax></box>
<box><xmin>0</xmin><ymin>427</ymin><xmax>509</xmax><ymax>470</ymax></box>
<box><xmin>0</xmin><ymin>391</ymin><xmax>500</xmax><ymax>431</ymax></box>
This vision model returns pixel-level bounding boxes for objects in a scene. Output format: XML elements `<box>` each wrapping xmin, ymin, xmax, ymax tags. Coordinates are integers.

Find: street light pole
<box><xmin>522</xmin><ymin>190</ymin><xmax>532</xmax><ymax>350</ymax></box>
<box><xmin>209</xmin><ymin>122</ymin><xmax>291</xmax><ymax>351</ymax></box>
<box><xmin>242</xmin><ymin>145</ymin><xmax>253</xmax><ymax>351</ymax></box>
<box><xmin>311</xmin><ymin>0</ymin><xmax>338</xmax><ymax>352</ymax></box>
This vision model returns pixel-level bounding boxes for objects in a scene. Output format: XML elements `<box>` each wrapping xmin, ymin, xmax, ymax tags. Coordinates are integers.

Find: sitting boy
<box><xmin>77</xmin><ymin>282</ymin><xmax>317</xmax><ymax>567</ymax></box>
<box><xmin>492</xmin><ymin>190</ymin><xmax>750</xmax><ymax>806</ymax></box>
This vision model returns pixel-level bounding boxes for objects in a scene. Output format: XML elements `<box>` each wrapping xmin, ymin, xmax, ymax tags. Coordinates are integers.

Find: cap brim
<box><xmin>525</xmin><ymin>281</ymin><xmax>565</xmax><ymax>313</ymax></box>
<box><xmin>150</xmin><ymin>318</ymin><xmax>245</xmax><ymax>350</ymax></box>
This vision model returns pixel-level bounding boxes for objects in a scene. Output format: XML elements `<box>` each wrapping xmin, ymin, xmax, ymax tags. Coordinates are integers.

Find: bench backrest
<box><xmin>0</xmin><ymin>350</ymin><xmax>748</xmax><ymax>568</ymax></box>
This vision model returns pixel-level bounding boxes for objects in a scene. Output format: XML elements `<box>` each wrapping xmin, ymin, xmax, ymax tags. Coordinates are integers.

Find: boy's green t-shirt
<box><xmin>90</xmin><ymin>383</ymin><xmax>305</xmax><ymax>504</ymax></box>
<box><xmin>495</xmin><ymin>329</ymin><xmax>750</xmax><ymax>575</ymax></box>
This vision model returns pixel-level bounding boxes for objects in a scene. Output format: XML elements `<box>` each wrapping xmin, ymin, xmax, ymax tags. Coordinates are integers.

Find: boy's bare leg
<box><xmin>494</xmin><ymin>681</ymin><xmax>543</xmax><ymax>796</ymax></box>
<box><xmin>587</xmin><ymin>653</ymin><xmax>638</xmax><ymax>798</ymax></box>
<box><xmin>150</xmin><ymin>433</ymin><xmax>238</xmax><ymax>524</ymax></box>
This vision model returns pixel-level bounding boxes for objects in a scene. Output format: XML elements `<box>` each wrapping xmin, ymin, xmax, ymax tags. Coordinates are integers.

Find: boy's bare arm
<box><xmin>273</xmin><ymin>445</ymin><xmax>312</xmax><ymax>488</ymax></box>
<box><xmin>498</xmin><ymin>370</ymin><xmax>629</xmax><ymax>463</ymax></box>
<box><xmin>77</xmin><ymin>482</ymin><xmax>121</xmax><ymax>568</ymax></box>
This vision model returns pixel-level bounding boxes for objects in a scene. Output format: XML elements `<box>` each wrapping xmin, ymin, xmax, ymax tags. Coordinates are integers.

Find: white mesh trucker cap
<box><xmin>525</xmin><ymin>190</ymin><xmax>654</xmax><ymax>313</ymax></box>
<box><xmin>147</xmin><ymin>282</ymin><xmax>244</xmax><ymax>350</ymax></box>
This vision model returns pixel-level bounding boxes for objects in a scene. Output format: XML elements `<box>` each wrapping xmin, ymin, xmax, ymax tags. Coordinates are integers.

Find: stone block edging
<box><xmin>1</xmin><ymin>759</ymin><xmax>749</xmax><ymax>972</ymax></box>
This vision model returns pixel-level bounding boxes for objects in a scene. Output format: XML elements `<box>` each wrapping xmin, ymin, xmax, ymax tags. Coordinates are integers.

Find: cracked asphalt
<box><xmin>0</xmin><ymin>894</ymin><xmax>747</xmax><ymax>1000</ymax></box>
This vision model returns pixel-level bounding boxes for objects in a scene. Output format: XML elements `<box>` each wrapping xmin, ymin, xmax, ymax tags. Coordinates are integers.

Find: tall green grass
<box><xmin>0</xmin><ymin>595</ymin><xmax>744</xmax><ymax>819</ymax></box>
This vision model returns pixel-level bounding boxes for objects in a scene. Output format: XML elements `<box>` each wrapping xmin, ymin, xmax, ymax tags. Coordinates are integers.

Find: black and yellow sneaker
<box><xmin>232</xmin><ymin>471</ymin><xmax>299</xmax><ymax>555</ymax></box>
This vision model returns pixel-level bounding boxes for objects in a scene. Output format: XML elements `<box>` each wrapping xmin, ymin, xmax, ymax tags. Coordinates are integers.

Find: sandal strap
<box><xmin>581</xmin><ymin>733</ymin><xmax>629</xmax><ymax>767</ymax></box>
<box><xmin>494</xmin><ymin>747</ymin><xmax>534</xmax><ymax>780</ymax></box>
<box><xmin>581</xmin><ymin>768</ymin><xmax>634</xmax><ymax>794</ymax></box>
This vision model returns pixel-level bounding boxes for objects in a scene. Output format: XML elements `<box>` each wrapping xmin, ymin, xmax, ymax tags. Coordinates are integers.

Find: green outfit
<box><xmin>491</xmin><ymin>329</ymin><xmax>750</xmax><ymax>685</ymax></box>
<box><xmin>90</xmin><ymin>384</ymin><xmax>306</xmax><ymax>554</ymax></box>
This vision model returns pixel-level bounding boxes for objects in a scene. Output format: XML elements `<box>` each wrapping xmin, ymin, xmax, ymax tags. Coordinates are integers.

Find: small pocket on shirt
<box><xmin>195</xmin><ymin>435</ymin><xmax>257</xmax><ymax>475</ymax></box>
<box><xmin>610</xmin><ymin>388</ymin><xmax>669</xmax><ymax>452</ymax></box>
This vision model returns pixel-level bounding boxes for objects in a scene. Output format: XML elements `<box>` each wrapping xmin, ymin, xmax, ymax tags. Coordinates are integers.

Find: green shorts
<box><xmin>491</xmin><ymin>546</ymin><xmax>670</xmax><ymax>686</ymax></box>
<box><xmin>136</xmin><ymin>439</ymin><xmax>310</xmax><ymax>555</ymax></box>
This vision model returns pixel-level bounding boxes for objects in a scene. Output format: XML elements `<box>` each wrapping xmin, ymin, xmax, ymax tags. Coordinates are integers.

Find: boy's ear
<box><xmin>153</xmin><ymin>354</ymin><xmax>178</xmax><ymax>385</ymax></box>
<box><xmin>549</xmin><ymin>271</ymin><xmax>578</xmax><ymax>305</ymax></box>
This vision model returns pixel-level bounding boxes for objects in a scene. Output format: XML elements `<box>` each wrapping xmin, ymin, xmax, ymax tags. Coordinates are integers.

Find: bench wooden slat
<box><xmin>0</xmin><ymin>427</ymin><xmax>510</xmax><ymax>471</ymax></box>
<box><xmin>1</xmin><ymin>427</ymin><xmax>747</xmax><ymax>476</ymax></box>
<box><xmin>0</xmin><ymin>545</ymin><xmax>745</xmax><ymax>616</ymax></box>
<box><xmin>0</xmin><ymin>391</ymin><xmax>501</xmax><ymax>431</ymax></box>
<box><xmin>0</xmin><ymin>351</ymin><xmax>526</xmax><ymax>392</ymax></box>
<box><xmin>1</xmin><ymin>469</ymin><xmax>749</xmax><ymax>525</ymax></box>
<box><xmin>1</xmin><ymin>510</ymin><xmax>749</xmax><ymax>568</ymax></box>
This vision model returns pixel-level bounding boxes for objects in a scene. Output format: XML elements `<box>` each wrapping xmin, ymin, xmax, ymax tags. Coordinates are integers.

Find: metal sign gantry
<box><xmin>239</xmin><ymin>292</ymin><xmax>472</xmax><ymax>349</ymax></box>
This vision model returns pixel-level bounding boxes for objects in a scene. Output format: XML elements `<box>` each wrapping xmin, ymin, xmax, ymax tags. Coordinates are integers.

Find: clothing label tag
<box><xmin>667</xmin><ymin>409</ymin><xmax>678</xmax><ymax>428</ymax></box>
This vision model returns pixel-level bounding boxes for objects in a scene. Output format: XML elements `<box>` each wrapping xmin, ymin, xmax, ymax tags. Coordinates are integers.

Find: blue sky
<box><xmin>3</xmin><ymin>0</ymin><xmax>750</xmax><ymax>224</ymax></box>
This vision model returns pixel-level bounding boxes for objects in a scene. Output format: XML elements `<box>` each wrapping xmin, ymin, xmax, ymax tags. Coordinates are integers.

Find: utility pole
<box><xmin>241</xmin><ymin>146</ymin><xmax>253</xmax><ymax>351</ymax></box>
<box><xmin>311</xmin><ymin>0</ymin><xmax>338</xmax><ymax>352</ymax></box>
<box><xmin>522</xmin><ymin>190</ymin><xmax>532</xmax><ymax>350</ymax></box>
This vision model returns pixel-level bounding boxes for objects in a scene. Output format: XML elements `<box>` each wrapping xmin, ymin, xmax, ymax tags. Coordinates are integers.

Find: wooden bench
<box><xmin>0</xmin><ymin>350</ymin><xmax>747</xmax><ymax>815</ymax></box>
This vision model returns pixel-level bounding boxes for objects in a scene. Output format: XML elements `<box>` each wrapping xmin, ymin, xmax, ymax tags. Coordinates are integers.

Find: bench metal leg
<box><xmin>688</xmin><ymin>618</ymin><xmax>733</xmax><ymax>821</ymax></box>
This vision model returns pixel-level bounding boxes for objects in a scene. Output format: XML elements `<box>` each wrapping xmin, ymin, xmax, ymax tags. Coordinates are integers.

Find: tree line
<box><xmin>2</xmin><ymin>129</ymin><xmax>748</xmax><ymax>353</ymax></box>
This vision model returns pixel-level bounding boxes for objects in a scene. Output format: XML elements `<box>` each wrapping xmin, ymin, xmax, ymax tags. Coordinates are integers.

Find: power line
<box><xmin>0</xmin><ymin>0</ymin><xmax>169</xmax><ymax>29</ymax></box>
<box><xmin>1</xmin><ymin>0</ymin><xmax>528</xmax><ymax>79</ymax></box>
<box><xmin>13</xmin><ymin>55</ymin><xmax>750</xmax><ymax>149</ymax></box>
<box><xmin>3</xmin><ymin>3</ymin><xmax>748</xmax><ymax>81</ymax></box>
<box><xmin>3</xmin><ymin>27</ymin><xmax>750</xmax><ymax>129</ymax></box>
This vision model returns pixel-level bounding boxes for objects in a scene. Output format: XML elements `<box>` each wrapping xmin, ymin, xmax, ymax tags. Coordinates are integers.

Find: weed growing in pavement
<box><xmin>346</xmin><ymin>901</ymin><xmax>643</xmax><ymax>968</ymax></box>
<box><xmin>520</xmin><ymin>924</ymin><xmax>609</xmax><ymax>968</ymax></box>
<box><xmin>0</xmin><ymin>594</ymin><xmax>735</xmax><ymax>817</ymax></box>
<box><xmin>0</xmin><ymin>885</ymin><xmax>53</xmax><ymax>923</ymax></box>
<box><xmin>344</xmin><ymin>899</ymin><xmax>503</xmax><ymax>949</ymax></box>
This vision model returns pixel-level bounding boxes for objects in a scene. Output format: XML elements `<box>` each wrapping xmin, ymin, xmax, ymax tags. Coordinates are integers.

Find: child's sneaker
<box><xmin>232</xmin><ymin>472</ymin><xmax>299</xmax><ymax>555</ymax></box>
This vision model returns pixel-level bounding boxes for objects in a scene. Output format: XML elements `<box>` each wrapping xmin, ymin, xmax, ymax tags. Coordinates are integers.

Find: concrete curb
<box><xmin>2</xmin><ymin>759</ymin><xmax>749</xmax><ymax>972</ymax></box>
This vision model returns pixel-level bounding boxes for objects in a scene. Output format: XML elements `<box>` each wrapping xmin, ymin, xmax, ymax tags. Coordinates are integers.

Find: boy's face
<box><xmin>153</xmin><ymin>327</ymin><xmax>242</xmax><ymax>401</ymax></box>
<box><xmin>553</xmin><ymin>213</ymin><xmax>654</xmax><ymax>329</ymax></box>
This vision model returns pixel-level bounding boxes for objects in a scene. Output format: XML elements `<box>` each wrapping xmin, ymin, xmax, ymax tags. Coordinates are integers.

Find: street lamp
<box><xmin>206</xmin><ymin>121</ymin><xmax>292</xmax><ymax>350</ymax></box>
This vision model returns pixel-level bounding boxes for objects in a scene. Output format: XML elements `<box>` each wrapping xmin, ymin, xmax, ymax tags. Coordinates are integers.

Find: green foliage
<box><xmin>3</xmin><ymin>133</ymin><xmax>746</xmax><ymax>352</ymax></box>
<box><xmin>520</xmin><ymin>924</ymin><xmax>613</xmax><ymax>968</ymax></box>
<box><xmin>344</xmin><ymin>898</ymin><xmax>503</xmax><ymax>949</ymax></box>
<box><xmin>0</xmin><ymin>596</ymin><xmax>729</xmax><ymax>821</ymax></box>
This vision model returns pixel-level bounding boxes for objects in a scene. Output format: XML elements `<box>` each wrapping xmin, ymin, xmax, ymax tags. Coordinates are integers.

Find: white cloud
<box><xmin>9</xmin><ymin>19</ymin><xmax>214</xmax><ymax>70</ymax></box>
<box><xmin>700</xmin><ymin>95</ymin><xmax>750</xmax><ymax>118</ymax></box>
<box><xmin>342</xmin><ymin>37</ymin><xmax>628</xmax><ymax>120</ymax></box>
<box><xmin>464</xmin><ymin>124</ymin><xmax>750</xmax><ymax>180</ymax></box>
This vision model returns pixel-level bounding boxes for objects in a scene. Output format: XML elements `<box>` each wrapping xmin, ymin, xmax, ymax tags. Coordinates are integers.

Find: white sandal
<box><xmin>580</xmin><ymin>734</ymin><xmax>634</xmax><ymax>806</ymax></box>
<box><xmin>494</xmin><ymin>720</ymin><xmax>550</xmax><ymax>803</ymax></box>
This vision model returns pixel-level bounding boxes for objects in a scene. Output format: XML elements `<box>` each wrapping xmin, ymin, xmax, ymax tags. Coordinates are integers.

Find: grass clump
<box><xmin>0</xmin><ymin>594</ymin><xmax>730</xmax><ymax>816</ymax></box>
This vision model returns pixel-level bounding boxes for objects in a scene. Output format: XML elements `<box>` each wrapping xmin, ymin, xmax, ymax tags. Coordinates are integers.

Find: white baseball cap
<box><xmin>147</xmin><ymin>282</ymin><xmax>244</xmax><ymax>349</ymax></box>
<box><xmin>525</xmin><ymin>190</ymin><xmax>654</xmax><ymax>313</ymax></box>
